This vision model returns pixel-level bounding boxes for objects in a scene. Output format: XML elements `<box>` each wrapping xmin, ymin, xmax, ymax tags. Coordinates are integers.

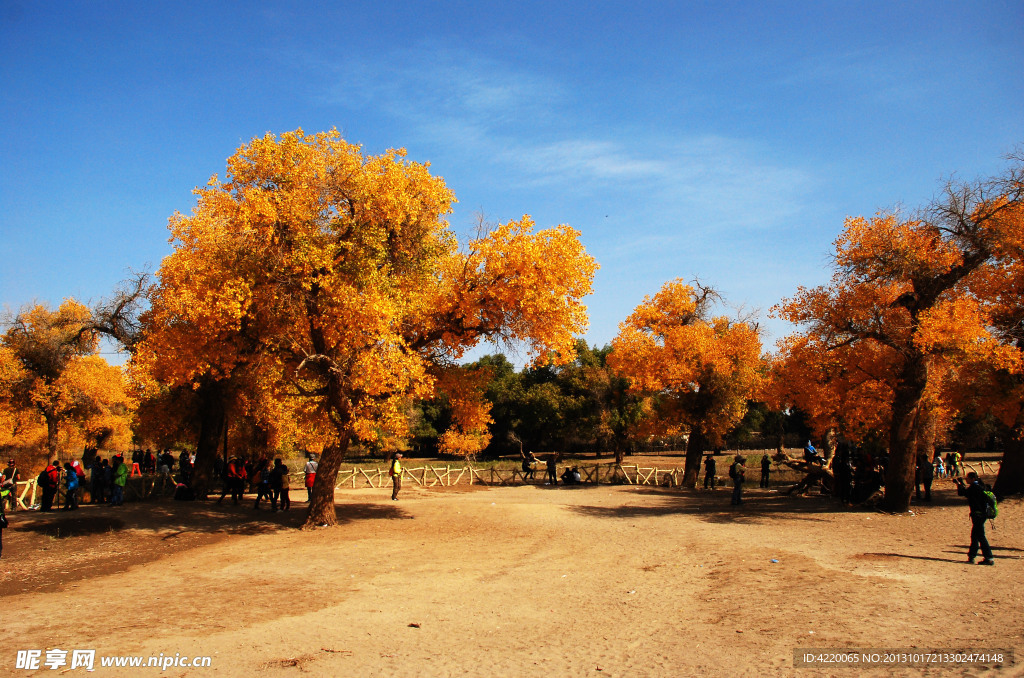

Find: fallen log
<box><xmin>775</xmin><ymin>455</ymin><xmax>835</xmax><ymax>496</ymax></box>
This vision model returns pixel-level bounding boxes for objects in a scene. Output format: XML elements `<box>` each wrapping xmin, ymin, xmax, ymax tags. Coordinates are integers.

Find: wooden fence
<box><xmin>7</xmin><ymin>460</ymin><xmax>1004</xmax><ymax>508</ymax></box>
<box><xmin>332</xmin><ymin>463</ymin><xmax>689</xmax><ymax>489</ymax></box>
<box><xmin>9</xmin><ymin>474</ymin><xmax>181</xmax><ymax>508</ymax></box>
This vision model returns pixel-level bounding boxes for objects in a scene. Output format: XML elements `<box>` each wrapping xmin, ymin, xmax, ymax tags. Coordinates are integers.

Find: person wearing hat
<box><xmin>729</xmin><ymin>455</ymin><xmax>746</xmax><ymax>506</ymax></box>
<box><xmin>389</xmin><ymin>453</ymin><xmax>404</xmax><ymax>501</ymax></box>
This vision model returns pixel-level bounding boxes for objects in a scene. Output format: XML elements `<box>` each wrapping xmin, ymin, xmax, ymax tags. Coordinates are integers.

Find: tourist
<box><xmin>179</xmin><ymin>450</ymin><xmax>193</xmax><ymax>486</ymax></box>
<box><xmin>545</xmin><ymin>455</ymin><xmax>557</xmax><ymax>485</ymax></box>
<box><xmin>160</xmin><ymin>450</ymin><xmax>175</xmax><ymax>475</ymax></box>
<box><xmin>954</xmin><ymin>472</ymin><xmax>995</xmax><ymax>565</ymax></box>
<box><xmin>111</xmin><ymin>455</ymin><xmax>128</xmax><ymax>506</ymax></box>
<box><xmin>833</xmin><ymin>446</ymin><xmax>854</xmax><ymax>505</ymax></box>
<box><xmin>803</xmin><ymin>441</ymin><xmax>824</xmax><ymax>465</ymax></box>
<box><xmin>2</xmin><ymin>459</ymin><xmax>20</xmax><ymax>511</ymax></box>
<box><xmin>561</xmin><ymin>466</ymin><xmax>582</xmax><ymax>485</ymax></box>
<box><xmin>915</xmin><ymin>453</ymin><xmax>933</xmax><ymax>502</ymax></box>
<box><xmin>304</xmin><ymin>455</ymin><xmax>318</xmax><ymax>502</ymax></box>
<box><xmin>62</xmin><ymin>463</ymin><xmax>79</xmax><ymax>510</ymax></box>
<box><xmin>521</xmin><ymin>451</ymin><xmax>538</xmax><ymax>481</ymax></box>
<box><xmin>269</xmin><ymin>458</ymin><xmax>285</xmax><ymax>511</ymax></box>
<box><xmin>218</xmin><ymin>457</ymin><xmax>247</xmax><ymax>505</ymax></box>
<box><xmin>278</xmin><ymin>463</ymin><xmax>291</xmax><ymax>511</ymax></box>
<box><xmin>253</xmin><ymin>459</ymin><xmax>272</xmax><ymax>509</ymax></box>
<box><xmin>0</xmin><ymin>472</ymin><xmax>14</xmax><ymax>515</ymax></box>
<box><xmin>0</xmin><ymin>493</ymin><xmax>7</xmax><ymax>558</ymax></box>
<box><xmin>389</xmin><ymin>453</ymin><xmax>403</xmax><ymax>501</ymax></box>
<box><xmin>39</xmin><ymin>459</ymin><xmax>60</xmax><ymax>512</ymax></box>
<box><xmin>89</xmin><ymin>455</ymin><xmax>105</xmax><ymax>503</ymax></box>
<box><xmin>760</xmin><ymin>454</ymin><xmax>771</xmax><ymax>488</ymax></box>
<box><xmin>703</xmin><ymin>454</ymin><xmax>716</xmax><ymax>489</ymax></box>
<box><xmin>729</xmin><ymin>455</ymin><xmax>746</xmax><ymax>506</ymax></box>
<box><xmin>102</xmin><ymin>458</ymin><xmax>113</xmax><ymax>497</ymax></box>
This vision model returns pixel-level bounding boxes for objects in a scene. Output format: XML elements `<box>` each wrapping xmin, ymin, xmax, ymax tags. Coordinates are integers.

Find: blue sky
<box><xmin>2</xmin><ymin>1</ymin><xmax>1022</xmax><ymax>361</ymax></box>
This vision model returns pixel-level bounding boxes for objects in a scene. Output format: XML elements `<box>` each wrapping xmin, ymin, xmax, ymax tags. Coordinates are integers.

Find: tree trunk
<box><xmin>190</xmin><ymin>381</ymin><xmax>226</xmax><ymax>500</ymax></box>
<box><xmin>683</xmin><ymin>429</ymin><xmax>706</xmax><ymax>487</ymax></box>
<box><xmin>824</xmin><ymin>428</ymin><xmax>837</xmax><ymax>460</ymax></box>
<box><xmin>993</xmin><ymin>418</ymin><xmax>1024</xmax><ymax>498</ymax></box>
<box><xmin>883</xmin><ymin>358</ymin><xmax>929</xmax><ymax>512</ymax></box>
<box><xmin>916</xmin><ymin>406</ymin><xmax>937</xmax><ymax>463</ymax></box>
<box><xmin>44</xmin><ymin>411</ymin><xmax>59</xmax><ymax>461</ymax></box>
<box><xmin>305</xmin><ymin>437</ymin><xmax>350</xmax><ymax>528</ymax></box>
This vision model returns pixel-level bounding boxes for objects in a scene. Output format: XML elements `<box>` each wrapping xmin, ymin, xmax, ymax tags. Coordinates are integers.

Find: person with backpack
<box><xmin>39</xmin><ymin>460</ymin><xmax>60</xmax><ymax>511</ymax></box>
<box><xmin>389</xmin><ymin>453</ymin><xmax>403</xmax><ymax>500</ymax></box>
<box><xmin>954</xmin><ymin>471</ymin><xmax>996</xmax><ymax>566</ymax></box>
<box><xmin>729</xmin><ymin>455</ymin><xmax>746</xmax><ymax>506</ymax></box>
<box><xmin>760</xmin><ymin>454</ymin><xmax>771</xmax><ymax>488</ymax></box>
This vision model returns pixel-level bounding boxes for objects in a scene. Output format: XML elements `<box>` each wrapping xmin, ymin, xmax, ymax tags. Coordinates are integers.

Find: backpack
<box><xmin>728</xmin><ymin>464</ymin><xmax>737</xmax><ymax>480</ymax></box>
<box><xmin>983</xmin><ymin>489</ymin><xmax>998</xmax><ymax>519</ymax></box>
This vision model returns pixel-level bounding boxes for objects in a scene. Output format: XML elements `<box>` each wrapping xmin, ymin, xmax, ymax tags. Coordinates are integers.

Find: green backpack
<box><xmin>983</xmin><ymin>489</ymin><xmax>998</xmax><ymax>520</ymax></box>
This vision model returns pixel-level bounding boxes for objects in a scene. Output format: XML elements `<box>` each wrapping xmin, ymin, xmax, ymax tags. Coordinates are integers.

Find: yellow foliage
<box><xmin>131</xmin><ymin>129</ymin><xmax>597</xmax><ymax>456</ymax></box>
<box><xmin>609</xmin><ymin>279</ymin><xmax>763</xmax><ymax>441</ymax></box>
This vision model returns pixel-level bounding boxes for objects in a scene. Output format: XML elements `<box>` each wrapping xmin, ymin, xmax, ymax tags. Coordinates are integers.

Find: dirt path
<box><xmin>2</xmin><ymin>481</ymin><xmax>1021</xmax><ymax>676</ymax></box>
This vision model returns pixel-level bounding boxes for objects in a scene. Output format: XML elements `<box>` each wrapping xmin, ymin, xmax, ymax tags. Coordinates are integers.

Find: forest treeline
<box><xmin>2</xmin><ymin>130</ymin><xmax>1023</xmax><ymax>526</ymax></box>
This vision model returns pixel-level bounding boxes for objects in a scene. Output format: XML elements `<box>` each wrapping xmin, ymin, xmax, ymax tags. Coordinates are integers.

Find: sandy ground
<box><xmin>1</xmin><ymin>477</ymin><xmax>1022</xmax><ymax>677</ymax></box>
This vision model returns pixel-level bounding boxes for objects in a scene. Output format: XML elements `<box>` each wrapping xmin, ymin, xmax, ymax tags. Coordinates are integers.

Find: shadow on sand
<box><xmin>11</xmin><ymin>499</ymin><xmax>408</xmax><ymax>538</ymax></box>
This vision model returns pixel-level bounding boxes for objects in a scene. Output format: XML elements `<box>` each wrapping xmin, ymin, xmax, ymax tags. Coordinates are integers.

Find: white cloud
<box><xmin>318</xmin><ymin>44</ymin><xmax>818</xmax><ymax>233</ymax></box>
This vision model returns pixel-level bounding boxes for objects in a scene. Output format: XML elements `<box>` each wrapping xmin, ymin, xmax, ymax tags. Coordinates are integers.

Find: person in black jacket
<box><xmin>703</xmin><ymin>454</ymin><xmax>716</xmax><ymax>489</ymax></box>
<box><xmin>729</xmin><ymin>456</ymin><xmax>746</xmax><ymax>505</ymax></box>
<box><xmin>955</xmin><ymin>472</ymin><xmax>995</xmax><ymax>565</ymax></box>
<box><xmin>915</xmin><ymin>453</ymin><xmax>933</xmax><ymax>502</ymax></box>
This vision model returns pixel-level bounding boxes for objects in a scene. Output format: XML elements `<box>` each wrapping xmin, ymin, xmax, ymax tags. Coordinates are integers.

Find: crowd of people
<box><xmin>0</xmin><ymin>448</ymin><xmax>307</xmax><ymax>513</ymax></box>
<box><xmin>0</xmin><ymin>443</ymin><xmax>1000</xmax><ymax>566</ymax></box>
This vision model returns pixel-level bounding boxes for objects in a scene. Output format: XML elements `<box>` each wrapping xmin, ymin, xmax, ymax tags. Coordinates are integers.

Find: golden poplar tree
<box><xmin>132</xmin><ymin>129</ymin><xmax>597</xmax><ymax>526</ymax></box>
<box><xmin>609</xmin><ymin>280</ymin><xmax>764</xmax><ymax>486</ymax></box>
<box><xmin>775</xmin><ymin>157</ymin><xmax>1024</xmax><ymax>510</ymax></box>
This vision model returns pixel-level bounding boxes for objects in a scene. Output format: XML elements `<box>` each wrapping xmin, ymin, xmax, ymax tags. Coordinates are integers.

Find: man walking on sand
<box><xmin>390</xmin><ymin>453</ymin><xmax>403</xmax><ymax>501</ymax></box>
<box><xmin>955</xmin><ymin>472</ymin><xmax>995</xmax><ymax>566</ymax></box>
